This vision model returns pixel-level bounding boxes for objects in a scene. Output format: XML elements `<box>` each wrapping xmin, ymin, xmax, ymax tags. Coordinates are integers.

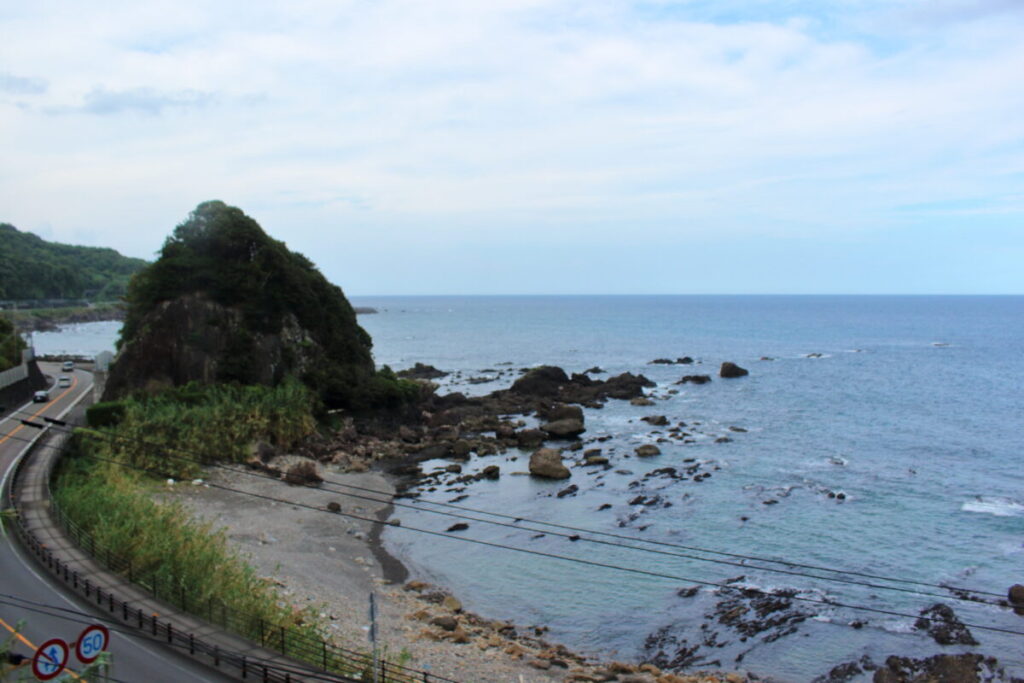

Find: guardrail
<box><xmin>7</xmin><ymin>429</ymin><xmax>458</xmax><ymax>683</ymax></box>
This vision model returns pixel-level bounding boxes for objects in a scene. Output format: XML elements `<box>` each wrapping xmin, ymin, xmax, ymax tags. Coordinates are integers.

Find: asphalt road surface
<box><xmin>1</xmin><ymin>363</ymin><xmax>233</xmax><ymax>682</ymax></box>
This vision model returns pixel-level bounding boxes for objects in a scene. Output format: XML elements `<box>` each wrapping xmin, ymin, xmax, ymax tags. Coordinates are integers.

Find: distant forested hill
<box><xmin>0</xmin><ymin>223</ymin><xmax>148</xmax><ymax>300</ymax></box>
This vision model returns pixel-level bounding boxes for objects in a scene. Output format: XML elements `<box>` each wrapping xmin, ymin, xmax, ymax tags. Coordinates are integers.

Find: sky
<box><xmin>2</xmin><ymin>0</ymin><xmax>1022</xmax><ymax>295</ymax></box>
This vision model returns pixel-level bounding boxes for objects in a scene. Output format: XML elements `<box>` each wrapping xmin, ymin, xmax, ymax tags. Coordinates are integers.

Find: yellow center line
<box><xmin>0</xmin><ymin>374</ymin><xmax>80</xmax><ymax>448</ymax></box>
<box><xmin>0</xmin><ymin>615</ymin><xmax>84</xmax><ymax>680</ymax></box>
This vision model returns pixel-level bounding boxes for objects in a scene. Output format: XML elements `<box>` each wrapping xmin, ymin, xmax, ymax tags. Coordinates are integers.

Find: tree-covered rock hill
<box><xmin>104</xmin><ymin>201</ymin><xmax>416</xmax><ymax>411</ymax></box>
<box><xmin>0</xmin><ymin>223</ymin><xmax>148</xmax><ymax>300</ymax></box>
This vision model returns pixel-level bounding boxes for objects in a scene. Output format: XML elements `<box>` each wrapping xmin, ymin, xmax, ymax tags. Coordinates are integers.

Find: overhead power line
<box><xmin>12</xmin><ymin>408</ymin><xmax>1007</xmax><ymax>604</ymax></box>
<box><xmin>7</xmin><ymin>429</ymin><xmax>1024</xmax><ymax>642</ymax></box>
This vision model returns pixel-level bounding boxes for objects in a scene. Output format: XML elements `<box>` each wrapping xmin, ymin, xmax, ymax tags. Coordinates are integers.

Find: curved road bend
<box><xmin>1</xmin><ymin>363</ymin><xmax>233</xmax><ymax>682</ymax></box>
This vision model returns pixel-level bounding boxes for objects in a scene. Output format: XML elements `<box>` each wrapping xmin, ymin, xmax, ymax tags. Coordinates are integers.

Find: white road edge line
<box><xmin>1</xmin><ymin>369</ymin><xmax>222</xmax><ymax>682</ymax></box>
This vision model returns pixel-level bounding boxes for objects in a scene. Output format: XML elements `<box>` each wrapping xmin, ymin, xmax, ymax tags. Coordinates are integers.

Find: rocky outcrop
<box><xmin>913</xmin><ymin>603</ymin><xmax>978</xmax><ymax>645</ymax></box>
<box><xmin>719</xmin><ymin>362</ymin><xmax>748</xmax><ymax>378</ymax></box>
<box><xmin>529</xmin><ymin>448</ymin><xmax>571</xmax><ymax>479</ymax></box>
<box><xmin>677</xmin><ymin>375</ymin><xmax>711</xmax><ymax>385</ymax></box>
<box><xmin>397</xmin><ymin>363</ymin><xmax>449</xmax><ymax>380</ymax></box>
<box><xmin>105</xmin><ymin>294</ymin><xmax>328</xmax><ymax>398</ymax></box>
<box><xmin>870</xmin><ymin>653</ymin><xmax>1004</xmax><ymax>683</ymax></box>
<box><xmin>635</xmin><ymin>445</ymin><xmax>661</xmax><ymax>457</ymax></box>
<box><xmin>504</xmin><ymin>366</ymin><xmax>654</xmax><ymax>406</ymax></box>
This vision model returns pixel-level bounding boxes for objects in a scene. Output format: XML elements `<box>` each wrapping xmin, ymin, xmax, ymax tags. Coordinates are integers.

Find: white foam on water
<box><xmin>961</xmin><ymin>496</ymin><xmax>1024</xmax><ymax>517</ymax></box>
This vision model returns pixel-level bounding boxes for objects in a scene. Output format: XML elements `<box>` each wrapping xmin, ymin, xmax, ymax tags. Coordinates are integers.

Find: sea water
<box><xmin>34</xmin><ymin>297</ymin><xmax>1024</xmax><ymax>679</ymax></box>
<box><xmin>356</xmin><ymin>296</ymin><xmax>1024</xmax><ymax>680</ymax></box>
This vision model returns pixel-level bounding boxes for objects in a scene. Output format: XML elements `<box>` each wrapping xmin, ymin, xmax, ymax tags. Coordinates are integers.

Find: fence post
<box><xmin>280</xmin><ymin>626</ymin><xmax>286</xmax><ymax>655</ymax></box>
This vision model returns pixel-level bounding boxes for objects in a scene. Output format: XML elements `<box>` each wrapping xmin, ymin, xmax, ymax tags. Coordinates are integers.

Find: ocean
<box><xmin>34</xmin><ymin>296</ymin><xmax>1024</xmax><ymax>680</ymax></box>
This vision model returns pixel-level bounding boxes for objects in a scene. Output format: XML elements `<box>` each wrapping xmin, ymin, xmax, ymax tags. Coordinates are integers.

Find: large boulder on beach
<box><xmin>541</xmin><ymin>418</ymin><xmax>586</xmax><ymax>438</ymax></box>
<box><xmin>529</xmin><ymin>448</ymin><xmax>571</xmax><ymax>479</ymax></box>
<box><xmin>719</xmin><ymin>362</ymin><xmax>749</xmax><ymax>378</ymax></box>
<box><xmin>635</xmin><ymin>445</ymin><xmax>661</xmax><ymax>457</ymax></box>
<box><xmin>1009</xmin><ymin>584</ymin><xmax>1024</xmax><ymax>606</ymax></box>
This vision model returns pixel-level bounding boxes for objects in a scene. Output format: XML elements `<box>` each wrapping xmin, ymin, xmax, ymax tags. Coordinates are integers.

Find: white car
<box><xmin>58</xmin><ymin>376</ymin><xmax>72</xmax><ymax>388</ymax></box>
<box><xmin>62</xmin><ymin>360</ymin><xmax>75</xmax><ymax>371</ymax></box>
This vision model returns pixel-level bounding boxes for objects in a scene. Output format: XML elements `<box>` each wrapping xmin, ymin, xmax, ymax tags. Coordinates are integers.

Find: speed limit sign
<box><xmin>32</xmin><ymin>638</ymin><xmax>69</xmax><ymax>681</ymax></box>
<box><xmin>75</xmin><ymin>624</ymin><xmax>110</xmax><ymax>663</ymax></box>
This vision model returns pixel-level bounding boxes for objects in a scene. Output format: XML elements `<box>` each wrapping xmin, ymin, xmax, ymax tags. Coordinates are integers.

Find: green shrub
<box><xmin>86</xmin><ymin>400</ymin><xmax>127</xmax><ymax>428</ymax></box>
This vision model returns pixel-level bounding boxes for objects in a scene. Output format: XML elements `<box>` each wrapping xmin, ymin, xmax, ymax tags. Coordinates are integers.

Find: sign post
<box><xmin>31</xmin><ymin>638</ymin><xmax>69</xmax><ymax>681</ymax></box>
<box><xmin>368</xmin><ymin>592</ymin><xmax>379</xmax><ymax>683</ymax></box>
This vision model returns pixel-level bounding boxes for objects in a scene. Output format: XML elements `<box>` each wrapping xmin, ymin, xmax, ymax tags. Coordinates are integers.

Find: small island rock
<box><xmin>720</xmin><ymin>362</ymin><xmax>749</xmax><ymax>378</ymax></box>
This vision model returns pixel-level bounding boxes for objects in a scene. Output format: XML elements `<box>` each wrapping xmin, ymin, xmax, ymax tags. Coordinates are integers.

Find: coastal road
<box><xmin>0</xmin><ymin>363</ymin><xmax>233</xmax><ymax>682</ymax></box>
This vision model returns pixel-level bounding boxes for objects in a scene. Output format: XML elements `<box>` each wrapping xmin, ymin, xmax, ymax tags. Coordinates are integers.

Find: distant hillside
<box><xmin>0</xmin><ymin>223</ymin><xmax>148</xmax><ymax>301</ymax></box>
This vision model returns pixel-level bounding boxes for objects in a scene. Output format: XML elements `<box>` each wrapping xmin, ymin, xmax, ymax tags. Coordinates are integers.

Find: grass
<box><xmin>51</xmin><ymin>379</ymin><xmax>428</xmax><ymax>680</ymax></box>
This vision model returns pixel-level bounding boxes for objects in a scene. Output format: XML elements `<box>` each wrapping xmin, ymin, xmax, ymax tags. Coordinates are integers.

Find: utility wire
<box><xmin>14</xmin><ymin>409</ymin><xmax>1008</xmax><ymax>605</ymax></box>
<box><xmin>11</xmin><ymin>430</ymin><xmax>1024</xmax><ymax>642</ymax></box>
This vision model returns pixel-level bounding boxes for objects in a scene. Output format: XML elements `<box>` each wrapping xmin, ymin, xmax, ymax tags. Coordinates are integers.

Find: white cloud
<box><xmin>0</xmin><ymin>0</ymin><xmax>1022</xmax><ymax>292</ymax></box>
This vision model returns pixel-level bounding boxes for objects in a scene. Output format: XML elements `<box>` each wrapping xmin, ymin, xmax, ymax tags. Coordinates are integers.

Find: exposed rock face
<box><xmin>719</xmin><ymin>362</ymin><xmax>749</xmax><ymax>378</ymax></box>
<box><xmin>1009</xmin><ymin>583</ymin><xmax>1024</xmax><ymax>606</ymax></box>
<box><xmin>635</xmin><ymin>445</ymin><xmax>662</xmax><ymax>457</ymax></box>
<box><xmin>529</xmin><ymin>448</ymin><xmax>571</xmax><ymax>479</ymax></box>
<box><xmin>677</xmin><ymin>375</ymin><xmax>712</xmax><ymax>385</ymax></box>
<box><xmin>105</xmin><ymin>293</ymin><xmax>326</xmax><ymax>398</ymax></box>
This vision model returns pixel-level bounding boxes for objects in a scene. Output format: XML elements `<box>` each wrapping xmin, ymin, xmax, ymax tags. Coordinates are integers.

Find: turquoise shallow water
<box><xmin>353</xmin><ymin>295</ymin><xmax>1024</xmax><ymax>680</ymax></box>
<box><xmin>36</xmin><ymin>296</ymin><xmax>1024</xmax><ymax>679</ymax></box>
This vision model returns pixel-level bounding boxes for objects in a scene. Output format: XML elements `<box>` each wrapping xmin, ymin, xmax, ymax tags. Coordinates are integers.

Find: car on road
<box><xmin>33</xmin><ymin>390</ymin><xmax>49</xmax><ymax>403</ymax></box>
<box><xmin>58</xmin><ymin>376</ymin><xmax>72</xmax><ymax>388</ymax></box>
<box><xmin>62</xmin><ymin>361</ymin><xmax>74</xmax><ymax>371</ymax></box>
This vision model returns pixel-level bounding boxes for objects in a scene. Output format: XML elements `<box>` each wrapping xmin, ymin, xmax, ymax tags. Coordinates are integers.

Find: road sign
<box><xmin>75</xmin><ymin>624</ymin><xmax>110</xmax><ymax>663</ymax></box>
<box><xmin>32</xmin><ymin>638</ymin><xmax>69</xmax><ymax>681</ymax></box>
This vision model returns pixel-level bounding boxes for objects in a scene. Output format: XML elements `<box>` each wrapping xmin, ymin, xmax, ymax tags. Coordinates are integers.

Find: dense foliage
<box><xmin>57</xmin><ymin>380</ymin><xmax>322</xmax><ymax>621</ymax></box>
<box><xmin>116</xmin><ymin>201</ymin><xmax>411</xmax><ymax>410</ymax></box>
<box><xmin>83</xmin><ymin>380</ymin><xmax>317</xmax><ymax>478</ymax></box>
<box><xmin>0</xmin><ymin>315</ymin><xmax>26</xmax><ymax>371</ymax></box>
<box><xmin>0</xmin><ymin>223</ymin><xmax>147</xmax><ymax>300</ymax></box>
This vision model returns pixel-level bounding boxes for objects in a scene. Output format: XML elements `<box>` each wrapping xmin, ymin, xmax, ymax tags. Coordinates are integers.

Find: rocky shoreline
<box><xmin>176</xmin><ymin>360</ymin><xmax>1017</xmax><ymax>682</ymax></box>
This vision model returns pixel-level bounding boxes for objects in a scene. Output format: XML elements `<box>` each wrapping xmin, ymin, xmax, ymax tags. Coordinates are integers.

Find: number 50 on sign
<box><xmin>75</xmin><ymin>624</ymin><xmax>109</xmax><ymax>664</ymax></box>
